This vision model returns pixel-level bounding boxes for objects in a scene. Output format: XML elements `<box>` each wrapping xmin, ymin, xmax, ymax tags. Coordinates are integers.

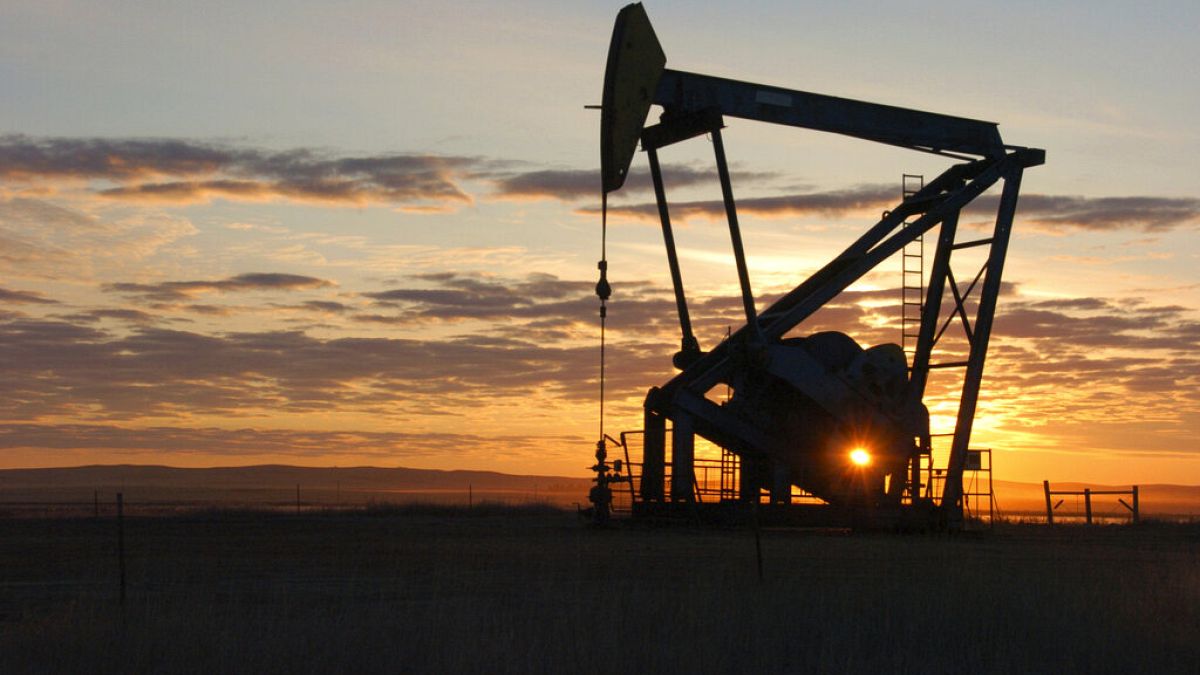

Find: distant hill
<box><xmin>1</xmin><ymin>465</ymin><xmax>1196</xmax><ymax>518</ymax></box>
<box><xmin>0</xmin><ymin>464</ymin><xmax>591</xmax><ymax>492</ymax></box>
<box><xmin>0</xmin><ymin>464</ymin><xmax>594</xmax><ymax>513</ymax></box>
<box><xmin>992</xmin><ymin>480</ymin><xmax>1200</xmax><ymax>518</ymax></box>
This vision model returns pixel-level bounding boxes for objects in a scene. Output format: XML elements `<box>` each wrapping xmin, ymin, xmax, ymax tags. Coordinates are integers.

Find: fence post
<box><xmin>753</xmin><ymin>501</ymin><xmax>763</xmax><ymax>582</ymax></box>
<box><xmin>117</xmin><ymin>492</ymin><xmax>126</xmax><ymax>607</ymax></box>
<box><xmin>1043</xmin><ymin>480</ymin><xmax>1053</xmax><ymax>525</ymax></box>
<box><xmin>1132</xmin><ymin>485</ymin><xmax>1140</xmax><ymax>524</ymax></box>
<box><xmin>1084</xmin><ymin>488</ymin><xmax>1092</xmax><ymax>525</ymax></box>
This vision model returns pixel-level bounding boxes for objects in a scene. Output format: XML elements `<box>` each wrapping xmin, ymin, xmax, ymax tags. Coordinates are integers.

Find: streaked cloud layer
<box><xmin>1</xmin><ymin>0</ymin><xmax>1198</xmax><ymax>483</ymax></box>
<box><xmin>0</xmin><ymin>133</ymin><xmax>1197</xmax><ymax>480</ymax></box>
<box><xmin>0</xmin><ymin>135</ymin><xmax>478</xmax><ymax>207</ymax></box>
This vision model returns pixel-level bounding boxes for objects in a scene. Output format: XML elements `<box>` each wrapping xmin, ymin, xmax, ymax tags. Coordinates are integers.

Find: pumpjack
<box><xmin>590</xmin><ymin>4</ymin><xmax>1043</xmax><ymax>529</ymax></box>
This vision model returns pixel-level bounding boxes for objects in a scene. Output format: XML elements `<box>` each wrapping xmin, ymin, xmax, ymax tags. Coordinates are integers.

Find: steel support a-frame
<box><xmin>936</xmin><ymin>166</ymin><xmax>1026</xmax><ymax>521</ymax></box>
<box><xmin>637</xmin><ymin>99</ymin><xmax>1042</xmax><ymax>520</ymax></box>
<box><xmin>639</xmin><ymin>121</ymin><xmax>1041</xmax><ymax>518</ymax></box>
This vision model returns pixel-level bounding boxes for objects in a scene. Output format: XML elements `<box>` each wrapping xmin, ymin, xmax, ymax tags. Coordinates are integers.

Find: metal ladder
<box><xmin>901</xmin><ymin>174</ymin><xmax>925</xmax><ymax>363</ymax></box>
<box><xmin>719</xmin><ymin>447</ymin><xmax>738</xmax><ymax>501</ymax></box>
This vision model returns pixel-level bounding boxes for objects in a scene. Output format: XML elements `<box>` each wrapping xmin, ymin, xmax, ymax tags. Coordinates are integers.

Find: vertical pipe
<box><xmin>117</xmin><ymin>492</ymin><xmax>126</xmax><ymax>607</ymax></box>
<box><xmin>671</xmin><ymin>413</ymin><xmax>695</xmax><ymax>502</ymax></box>
<box><xmin>739</xmin><ymin>453</ymin><xmax>760</xmax><ymax>504</ymax></box>
<box><xmin>710</xmin><ymin>127</ymin><xmax>760</xmax><ymax>337</ymax></box>
<box><xmin>753</xmin><ymin>502</ymin><xmax>764</xmax><ymax>582</ymax></box>
<box><xmin>909</xmin><ymin>455</ymin><xmax>921</xmax><ymax>505</ymax></box>
<box><xmin>770</xmin><ymin>463</ymin><xmax>790</xmax><ymax>504</ymax></box>
<box><xmin>1043</xmin><ymin>480</ymin><xmax>1054</xmax><ymax>525</ymax></box>
<box><xmin>1132</xmin><ymin>485</ymin><xmax>1140</xmax><ymax>524</ymax></box>
<box><xmin>1084</xmin><ymin>488</ymin><xmax>1092</xmax><ymax>525</ymax></box>
<box><xmin>641</xmin><ymin>407</ymin><xmax>666</xmax><ymax>501</ymax></box>
<box><xmin>648</xmin><ymin>147</ymin><xmax>699</xmax><ymax>357</ymax></box>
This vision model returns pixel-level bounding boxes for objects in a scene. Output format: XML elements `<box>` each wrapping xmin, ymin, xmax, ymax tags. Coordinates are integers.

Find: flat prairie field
<box><xmin>1</xmin><ymin>508</ymin><xmax>1197</xmax><ymax>674</ymax></box>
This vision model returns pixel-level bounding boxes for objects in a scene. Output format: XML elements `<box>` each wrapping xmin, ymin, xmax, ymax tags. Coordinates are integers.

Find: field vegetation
<box><xmin>1</xmin><ymin>506</ymin><xmax>1197</xmax><ymax>674</ymax></box>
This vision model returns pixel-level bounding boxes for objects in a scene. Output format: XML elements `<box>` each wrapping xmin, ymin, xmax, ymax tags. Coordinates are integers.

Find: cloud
<box><xmin>299</xmin><ymin>300</ymin><xmax>350</xmax><ymax>314</ymax></box>
<box><xmin>580</xmin><ymin>184</ymin><xmax>895</xmax><ymax>221</ymax></box>
<box><xmin>0</xmin><ymin>317</ymin><xmax>609</xmax><ymax>421</ymax></box>
<box><xmin>72</xmin><ymin>309</ymin><xmax>159</xmax><ymax>324</ymax></box>
<box><xmin>360</xmin><ymin>273</ymin><xmax>689</xmax><ymax>342</ymax></box>
<box><xmin>579</xmin><ymin>180</ymin><xmax>1199</xmax><ymax>234</ymax></box>
<box><xmin>0</xmin><ymin>423</ymin><xmax>580</xmax><ymax>460</ymax></box>
<box><xmin>104</xmin><ymin>273</ymin><xmax>334</xmax><ymax>301</ymax></box>
<box><xmin>0</xmin><ymin>287</ymin><xmax>57</xmax><ymax>305</ymax></box>
<box><xmin>0</xmin><ymin>197</ymin><xmax>199</xmax><ymax>278</ymax></box>
<box><xmin>0</xmin><ymin>271</ymin><xmax>1197</xmax><ymax>465</ymax></box>
<box><xmin>0</xmin><ymin>135</ymin><xmax>481</xmax><ymax>208</ymax></box>
<box><xmin>970</xmin><ymin>194</ymin><xmax>1200</xmax><ymax>233</ymax></box>
<box><xmin>492</xmin><ymin>165</ymin><xmax>778</xmax><ymax>202</ymax></box>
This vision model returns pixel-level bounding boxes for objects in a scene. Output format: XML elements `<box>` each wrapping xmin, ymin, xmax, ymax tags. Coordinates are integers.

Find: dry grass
<box><xmin>1</xmin><ymin>509</ymin><xmax>1197</xmax><ymax>674</ymax></box>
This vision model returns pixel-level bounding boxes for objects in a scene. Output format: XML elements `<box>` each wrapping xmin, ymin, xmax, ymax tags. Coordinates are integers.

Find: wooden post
<box><xmin>1084</xmin><ymin>488</ymin><xmax>1092</xmax><ymax>525</ymax></box>
<box><xmin>295</xmin><ymin>484</ymin><xmax>300</xmax><ymax>515</ymax></box>
<box><xmin>753</xmin><ymin>502</ymin><xmax>763</xmax><ymax>582</ymax></box>
<box><xmin>1132</xmin><ymin>485</ymin><xmax>1140</xmax><ymax>524</ymax></box>
<box><xmin>1043</xmin><ymin>480</ymin><xmax>1054</xmax><ymax>525</ymax></box>
<box><xmin>117</xmin><ymin>492</ymin><xmax>126</xmax><ymax>607</ymax></box>
<box><xmin>469</xmin><ymin>483</ymin><xmax>473</xmax><ymax>509</ymax></box>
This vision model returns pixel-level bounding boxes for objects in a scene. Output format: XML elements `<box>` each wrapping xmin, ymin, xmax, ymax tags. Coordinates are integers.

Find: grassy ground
<box><xmin>1</xmin><ymin>507</ymin><xmax>1197</xmax><ymax>674</ymax></box>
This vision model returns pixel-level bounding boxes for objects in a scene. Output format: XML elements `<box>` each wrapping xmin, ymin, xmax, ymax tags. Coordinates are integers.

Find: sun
<box><xmin>849</xmin><ymin>448</ymin><xmax>871</xmax><ymax>467</ymax></box>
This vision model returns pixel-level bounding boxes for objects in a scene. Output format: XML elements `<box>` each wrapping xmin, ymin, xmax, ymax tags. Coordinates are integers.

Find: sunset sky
<box><xmin>1</xmin><ymin>1</ymin><xmax>1197</xmax><ymax>485</ymax></box>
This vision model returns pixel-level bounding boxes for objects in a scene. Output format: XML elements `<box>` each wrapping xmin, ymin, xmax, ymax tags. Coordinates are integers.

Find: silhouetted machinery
<box><xmin>590</xmin><ymin>4</ymin><xmax>1043</xmax><ymax>528</ymax></box>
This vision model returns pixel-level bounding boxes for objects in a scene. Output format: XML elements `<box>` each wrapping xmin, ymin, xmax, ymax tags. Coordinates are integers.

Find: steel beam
<box><xmin>907</xmin><ymin>209</ymin><xmax>960</xmax><ymax>401</ymax></box>
<box><xmin>711</xmin><ymin>126</ymin><xmax>760</xmax><ymax>337</ymax></box>
<box><xmin>655</xmin><ymin>69</ymin><xmax>1005</xmax><ymax>158</ymax></box>
<box><xmin>941</xmin><ymin>167</ymin><xmax>1025</xmax><ymax>515</ymax></box>
<box><xmin>647</xmin><ymin>147</ymin><xmax>699</xmax><ymax>359</ymax></box>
